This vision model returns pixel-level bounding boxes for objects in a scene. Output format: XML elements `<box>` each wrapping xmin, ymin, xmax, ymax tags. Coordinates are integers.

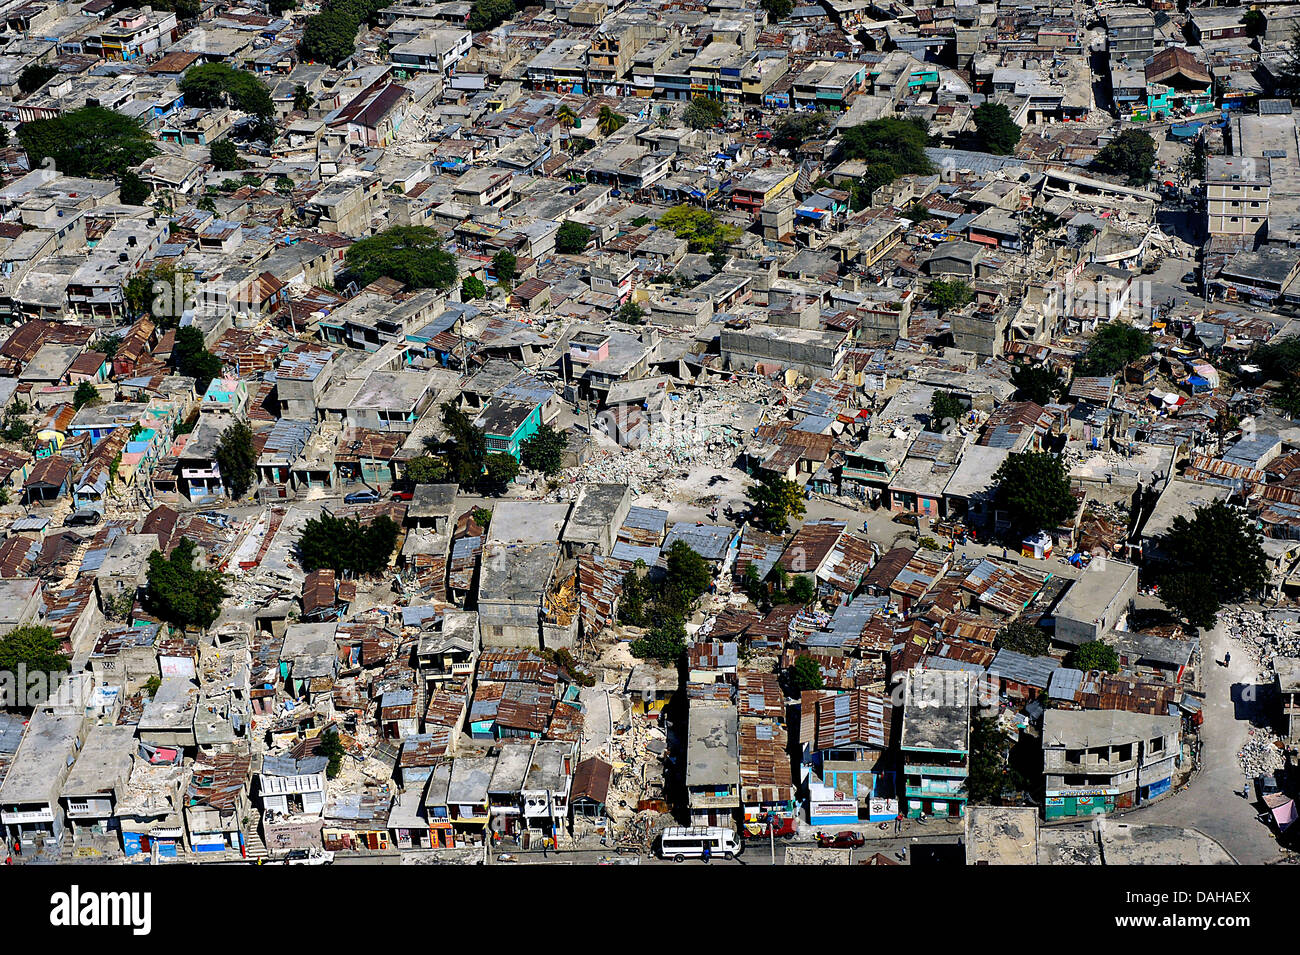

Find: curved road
<box><xmin>1122</xmin><ymin>619</ymin><xmax>1287</xmax><ymax>863</ymax></box>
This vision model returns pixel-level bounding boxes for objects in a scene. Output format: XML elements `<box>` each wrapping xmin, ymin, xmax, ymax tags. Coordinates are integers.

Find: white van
<box><xmin>657</xmin><ymin>826</ymin><xmax>743</xmax><ymax>862</ymax></box>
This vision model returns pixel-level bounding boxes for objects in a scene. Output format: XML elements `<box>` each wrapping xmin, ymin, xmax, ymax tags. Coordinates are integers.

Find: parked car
<box><xmin>1182</xmin><ymin>271</ymin><xmax>1196</xmax><ymax>284</ymax></box>
<box><xmin>754</xmin><ymin>128</ymin><xmax>773</xmax><ymax>141</ymax></box>
<box><xmin>64</xmin><ymin>509</ymin><xmax>102</xmax><ymax>527</ymax></box>
<box><xmin>391</xmin><ymin>489</ymin><xmax>414</xmax><ymax>502</ymax></box>
<box><xmin>344</xmin><ymin>489</ymin><xmax>381</xmax><ymax>505</ymax></box>
<box><xmin>815</xmin><ymin>831</ymin><xmax>865</xmax><ymax>849</ymax></box>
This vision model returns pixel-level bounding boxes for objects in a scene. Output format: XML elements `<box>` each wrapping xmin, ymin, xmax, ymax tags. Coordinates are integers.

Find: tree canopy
<box><xmin>760</xmin><ymin>0</ymin><xmax>794</xmax><ymax>20</ymax></box>
<box><xmin>172</xmin><ymin>326</ymin><xmax>224</xmax><ymax>394</ymax></box>
<box><xmin>930</xmin><ymin>390</ymin><xmax>965</xmax><ymax>431</ymax></box>
<box><xmin>926</xmin><ymin>279</ymin><xmax>972</xmax><ymax>315</ymax></box>
<box><xmin>482</xmin><ymin>452</ymin><xmax>520</xmax><ymax>493</ymax></box>
<box><xmin>208</xmin><ymin>138</ymin><xmax>245</xmax><ymax>172</ymax></box>
<box><xmin>468</xmin><ymin>0</ymin><xmax>515</xmax><ymax>31</ymax></box>
<box><xmin>789</xmin><ymin>655</ymin><xmax>824</xmax><ymax>691</ymax></box>
<box><xmin>746</xmin><ymin>471</ymin><xmax>807</xmax><ymax>532</ymax></box>
<box><xmin>1158</xmin><ymin>500</ymin><xmax>1268</xmax><ymax>629</ymax></box>
<box><xmin>971</xmin><ymin>102</ymin><xmax>1022</xmax><ymax>155</ymax></box>
<box><xmin>299</xmin><ymin>0</ymin><xmax>386</xmax><ymax>65</ymax></box>
<box><xmin>405</xmin><ymin>455</ymin><xmax>448</xmax><ymax>484</ymax></box>
<box><xmin>658</xmin><ymin>204</ymin><xmax>741</xmax><ymax>254</ymax></box>
<box><xmin>992</xmin><ymin>451</ymin><xmax>1076</xmax><ymax>537</ymax></box>
<box><xmin>1093</xmin><ymin>129</ymin><xmax>1157</xmax><ymax>185</ymax></box>
<box><xmin>438</xmin><ymin>402</ymin><xmax>487</xmax><ymax>487</ymax></box>
<box><xmin>18</xmin><ymin>64</ymin><xmax>57</xmax><ymax>96</ymax></box>
<box><xmin>1253</xmin><ymin>335</ymin><xmax>1300</xmax><ymax>417</ymax></box>
<box><xmin>1064</xmin><ymin>640</ymin><xmax>1120</xmax><ymax>673</ymax></box>
<box><xmin>73</xmin><ymin>381</ymin><xmax>101</xmax><ymax>410</ymax></box>
<box><xmin>596</xmin><ymin>106</ymin><xmax>627</xmax><ymax>136</ymax></box>
<box><xmin>179</xmin><ymin>63</ymin><xmax>273</xmax><ymax>119</ymax></box>
<box><xmin>492</xmin><ymin>250</ymin><xmax>517</xmax><ymax>285</ymax></box>
<box><xmin>18</xmin><ymin>105</ymin><xmax>158</xmax><ymax>179</ymax></box>
<box><xmin>840</xmin><ymin>118</ymin><xmax>933</xmax><ymax>196</ymax></box>
<box><xmin>520</xmin><ymin>422</ymin><xmax>566</xmax><ymax>474</ymax></box>
<box><xmin>0</xmin><ymin>624</ymin><xmax>69</xmax><ymax>683</ymax></box>
<box><xmin>1076</xmin><ymin>322</ymin><xmax>1152</xmax><ymax>377</ymax></box>
<box><xmin>298</xmin><ymin>512</ymin><xmax>399</xmax><ymax>576</ymax></box>
<box><xmin>555</xmin><ymin>220</ymin><xmax>593</xmax><ymax>254</ymax></box>
<box><xmin>144</xmin><ymin>537</ymin><xmax>229</xmax><ymax>631</ymax></box>
<box><xmin>1010</xmin><ymin>363</ymin><xmax>1061</xmax><ymax>405</ymax></box>
<box><xmin>683</xmin><ymin>96</ymin><xmax>725</xmax><ymax>130</ymax></box>
<box><xmin>461</xmin><ymin>275</ymin><xmax>487</xmax><ymax>300</ymax></box>
<box><xmin>119</xmin><ymin>169</ymin><xmax>151</xmax><ymax>205</ymax></box>
<box><xmin>343</xmin><ymin>226</ymin><xmax>459</xmax><ymax>291</ymax></box>
<box><xmin>994</xmin><ymin>619</ymin><xmax>1050</xmax><ymax>656</ymax></box>
<box><xmin>215</xmin><ymin>420</ymin><xmax>256</xmax><ymax>500</ymax></box>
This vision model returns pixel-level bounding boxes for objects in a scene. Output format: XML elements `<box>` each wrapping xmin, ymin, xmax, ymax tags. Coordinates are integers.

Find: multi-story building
<box><xmin>900</xmin><ymin>669</ymin><xmax>972</xmax><ymax>819</ymax></box>
<box><xmin>1042</xmin><ymin>710</ymin><xmax>1181</xmax><ymax>818</ymax></box>
<box><xmin>1206</xmin><ymin>156</ymin><xmax>1270</xmax><ymax>239</ymax></box>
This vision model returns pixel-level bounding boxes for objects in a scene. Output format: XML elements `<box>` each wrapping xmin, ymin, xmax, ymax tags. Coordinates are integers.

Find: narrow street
<box><xmin>1123</xmin><ymin>619</ymin><xmax>1287</xmax><ymax>864</ymax></box>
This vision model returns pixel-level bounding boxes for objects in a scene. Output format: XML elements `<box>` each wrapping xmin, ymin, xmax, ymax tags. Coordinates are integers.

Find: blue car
<box><xmin>344</xmin><ymin>490</ymin><xmax>381</xmax><ymax>505</ymax></box>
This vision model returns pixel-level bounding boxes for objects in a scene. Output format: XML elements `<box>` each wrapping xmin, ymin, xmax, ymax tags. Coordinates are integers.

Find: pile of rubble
<box><xmin>1223</xmin><ymin>610</ymin><xmax>1300</xmax><ymax>671</ymax></box>
<box><xmin>1239</xmin><ymin>727</ymin><xmax>1286</xmax><ymax>778</ymax></box>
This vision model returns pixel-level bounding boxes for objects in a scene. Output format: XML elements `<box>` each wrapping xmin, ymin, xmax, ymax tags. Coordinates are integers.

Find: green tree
<box><xmin>1064</xmin><ymin>640</ymin><xmax>1120</xmax><ymax>673</ymax></box>
<box><xmin>994</xmin><ymin>619</ymin><xmax>1050</xmax><ymax>656</ymax></box>
<box><xmin>179</xmin><ymin>63</ymin><xmax>274</xmax><ymax>120</ymax></box>
<box><xmin>468</xmin><ymin>0</ymin><xmax>515</xmax><ymax>31</ymax></box>
<box><xmin>966</xmin><ymin>717</ymin><xmax>1013</xmax><ymax>804</ymax></box>
<box><xmin>992</xmin><ymin>451</ymin><xmax>1076</xmax><ymax>536</ymax></box>
<box><xmin>299</xmin><ymin>8</ymin><xmax>362</xmax><ymax>65</ymax></box>
<box><xmin>471</xmin><ymin>507</ymin><xmax>493</xmax><ymax>530</ymax></box>
<box><xmin>785</xmin><ymin>575</ymin><xmax>816</xmax><ymax>604</ymax></box>
<box><xmin>630</xmin><ymin>616</ymin><xmax>686</xmax><ymax>665</ymax></box>
<box><xmin>492</xmin><ymin>249</ymin><xmax>517</xmax><ymax>286</ymax></box>
<box><xmin>683</xmin><ymin>96</ymin><xmax>725</xmax><ymax>130</ymax></box>
<box><xmin>270</xmin><ymin>0</ymin><xmax>298</xmax><ymax>14</ymax></box>
<box><xmin>439</xmin><ymin>402</ymin><xmax>486</xmax><ymax>487</ymax></box>
<box><xmin>746</xmin><ymin>471</ymin><xmax>806</xmax><ymax>532</ymax></box>
<box><xmin>520</xmin><ymin>422</ymin><xmax>566</xmax><ymax>474</ymax></box>
<box><xmin>1077</xmin><ymin>323</ymin><xmax>1152</xmax><ymax>377</ymax></box>
<box><xmin>209</xmin><ymin>138</ymin><xmax>245</xmax><ymax>172</ymax></box>
<box><xmin>144</xmin><ymin>675</ymin><xmax>161</xmax><ymax>698</ymax></box>
<box><xmin>172</xmin><ymin>326</ymin><xmax>224</xmax><ymax>394</ymax></box>
<box><xmin>405</xmin><ymin>455</ymin><xmax>448</xmax><ymax>484</ymax></box>
<box><xmin>927</xmin><ymin>279</ymin><xmax>973</xmax><ymax>315</ymax></box>
<box><xmin>1010</xmin><ymin>363</ymin><xmax>1061</xmax><ymax>405</ymax></box>
<box><xmin>840</xmin><ymin>117</ymin><xmax>933</xmax><ymax>177</ymax></box>
<box><xmin>664</xmin><ymin>540</ymin><xmax>712</xmax><ymax>602</ymax></box>
<box><xmin>18</xmin><ymin>63</ymin><xmax>57</xmax><ymax>96</ymax></box>
<box><xmin>789</xmin><ymin>654</ymin><xmax>823</xmax><ymax>691</ymax></box>
<box><xmin>930</xmin><ymin>390</ymin><xmax>965</xmax><ymax>431</ymax></box>
<box><xmin>317</xmin><ymin>728</ymin><xmax>346</xmax><ymax>778</ymax></box>
<box><xmin>971</xmin><ymin>102</ymin><xmax>1022</xmax><ymax>155</ymax></box>
<box><xmin>344</xmin><ymin>226</ymin><xmax>459</xmax><ymax>290</ymax></box>
<box><xmin>91</xmin><ymin>334</ymin><xmax>122</xmax><ymax>361</ymax></box>
<box><xmin>482</xmin><ymin>452</ymin><xmax>519</xmax><ymax>493</ymax></box>
<box><xmin>297</xmin><ymin>513</ymin><xmax>399</xmax><ymax>575</ymax></box>
<box><xmin>18</xmin><ymin>105</ymin><xmax>157</xmax><ymax>178</ymax></box>
<box><xmin>556</xmin><ymin>104</ymin><xmax>579</xmax><ymax>128</ymax></box>
<box><xmin>1253</xmin><ymin>335</ymin><xmax>1300</xmax><ymax>417</ymax></box>
<box><xmin>760</xmin><ymin>0</ymin><xmax>794</xmax><ymax>20</ymax></box>
<box><xmin>0</xmin><ymin>624</ymin><xmax>70</xmax><ymax>685</ymax></box>
<box><xmin>292</xmin><ymin>84</ymin><xmax>314</xmax><ymax>112</ymax></box>
<box><xmin>144</xmin><ymin>537</ymin><xmax>229</xmax><ymax>630</ymax></box>
<box><xmin>461</xmin><ymin>275</ymin><xmax>487</xmax><ymax>300</ymax></box>
<box><xmin>73</xmin><ymin>380</ymin><xmax>101</xmax><ymax>410</ymax></box>
<box><xmin>1243</xmin><ymin>9</ymin><xmax>1265</xmax><ymax>37</ymax></box>
<box><xmin>616</xmin><ymin>301</ymin><xmax>645</xmax><ymax>324</ymax></box>
<box><xmin>1093</xmin><ymin>129</ymin><xmax>1157</xmax><ymax>185</ymax></box>
<box><xmin>215</xmin><ymin>420</ymin><xmax>256</xmax><ymax>500</ymax></box>
<box><xmin>1158</xmin><ymin>500</ymin><xmax>1268</xmax><ymax>629</ymax></box>
<box><xmin>596</xmin><ymin>105</ymin><xmax>627</xmax><ymax>136</ymax></box>
<box><xmin>657</xmin><ymin>204</ymin><xmax>740</xmax><ymax>254</ymax></box>
<box><xmin>555</xmin><ymin>220</ymin><xmax>592</xmax><ymax>254</ymax></box>
<box><xmin>119</xmin><ymin>169</ymin><xmax>151</xmax><ymax>205</ymax></box>
<box><xmin>771</xmin><ymin>110</ymin><xmax>832</xmax><ymax>151</ymax></box>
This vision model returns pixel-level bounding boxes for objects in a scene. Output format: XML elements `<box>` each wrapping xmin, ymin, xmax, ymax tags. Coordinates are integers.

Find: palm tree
<box><xmin>597</xmin><ymin>105</ymin><xmax>627</xmax><ymax>136</ymax></box>
<box><xmin>292</xmin><ymin>84</ymin><xmax>313</xmax><ymax>112</ymax></box>
<box><xmin>556</xmin><ymin>104</ymin><xmax>578</xmax><ymax>128</ymax></box>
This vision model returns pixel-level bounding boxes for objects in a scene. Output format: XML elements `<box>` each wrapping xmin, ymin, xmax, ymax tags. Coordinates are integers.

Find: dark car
<box><xmin>343</xmin><ymin>489</ymin><xmax>381</xmax><ymax>505</ymax></box>
<box><xmin>1182</xmin><ymin>271</ymin><xmax>1196</xmax><ymax>284</ymax></box>
<box><xmin>64</xmin><ymin>509</ymin><xmax>102</xmax><ymax>527</ymax></box>
<box><xmin>815</xmin><ymin>831</ymin><xmax>865</xmax><ymax>849</ymax></box>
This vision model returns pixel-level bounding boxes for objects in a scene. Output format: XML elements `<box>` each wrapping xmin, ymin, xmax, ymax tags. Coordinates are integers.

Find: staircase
<box><xmin>242</xmin><ymin>810</ymin><xmax>268</xmax><ymax>861</ymax></box>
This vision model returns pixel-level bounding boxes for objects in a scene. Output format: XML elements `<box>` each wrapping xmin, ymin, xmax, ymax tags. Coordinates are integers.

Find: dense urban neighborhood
<box><xmin>1</xmin><ymin>0</ymin><xmax>1300</xmax><ymax>871</ymax></box>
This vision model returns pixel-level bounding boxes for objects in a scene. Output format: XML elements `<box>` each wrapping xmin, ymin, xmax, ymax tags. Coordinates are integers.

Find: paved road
<box><xmin>1121</xmin><ymin>618</ymin><xmax>1287</xmax><ymax>863</ymax></box>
